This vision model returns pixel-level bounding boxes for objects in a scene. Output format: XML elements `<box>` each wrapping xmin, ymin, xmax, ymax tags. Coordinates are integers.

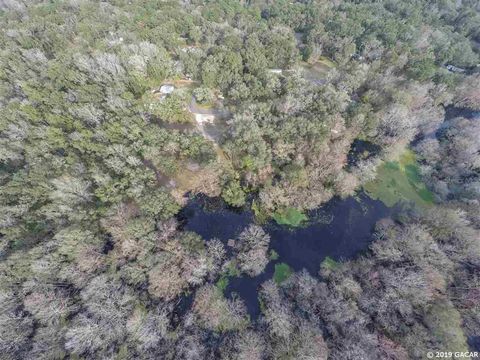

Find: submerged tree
<box><xmin>236</xmin><ymin>225</ymin><xmax>271</xmax><ymax>276</ymax></box>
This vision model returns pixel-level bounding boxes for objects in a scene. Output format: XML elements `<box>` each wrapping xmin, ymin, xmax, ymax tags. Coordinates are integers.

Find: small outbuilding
<box><xmin>159</xmin><ymin>84</ymin><xmax>175</xmax><ymax>94</ymax></box>
<box><xmin>268</xmin><ymin>69</ymin><xmax>283</xmax><ymax>74</ymax></box>
<box><xmin>446</xmin><ymin>64</ymin><xmax>466</xmax><ymax>73</ymax></box>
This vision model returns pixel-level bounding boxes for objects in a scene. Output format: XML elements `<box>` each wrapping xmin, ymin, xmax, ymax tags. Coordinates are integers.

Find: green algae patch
<box><xmin>273</xmin><ymin>207</ymin><xmax>308</xmax><ymax>227</ymax></box>
<box><xmin>320</xmin><ymin>256</ymin><xmax>339</xmax><ymax>272</ymax></box>
<box><xmin>320</xmin><ymin>256</ymin><xmax>340</xmax><ymax>276</ymax></box>
<box><xmin>251</xmin><ymin>200</ymin><xmax>269</xmax><ymax>224</ymax></box>
<box><xmin>215</xmin><ymin>261</ymin><xmax>240</xmax><ymax>294</ymax></box>
<box><xmin>274</xmin><ymin>263</ymin><xmax>293</xmax><ymax>284</ymax></box>
<box><xmin>215</xmin><ymin>275</ymin><xmax>229</xmax><ymax>293</ymax></box>
<box><xmin>364</xmin><ymin>150</ymin><xmax>434</xmax><ymax>208</ymax></box>
<box><xmin>269</xmin><ymin>249</ymin><xmax>279</xmax><ymax>261</ymax></box>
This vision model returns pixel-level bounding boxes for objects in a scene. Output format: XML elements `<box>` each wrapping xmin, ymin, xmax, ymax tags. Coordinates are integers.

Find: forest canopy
<box><xmin>0</xmin><ymin>0</ymin><xmax>479</xmax><ymax>359</ymax></box>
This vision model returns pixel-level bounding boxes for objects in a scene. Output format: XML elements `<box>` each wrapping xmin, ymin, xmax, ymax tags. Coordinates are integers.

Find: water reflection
<box><xmin>178</xmin><ymin>191</ymin><xmax>393</xmax><ymax>318</ymax></box>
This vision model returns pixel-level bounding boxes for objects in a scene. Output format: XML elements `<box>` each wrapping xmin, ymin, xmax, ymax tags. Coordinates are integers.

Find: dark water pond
<box><xmin>178</xmin><ymin>191</ymin><xmax>393</xmax><ymax>318</ymax></box>
<box><xmin>175</xmin><ymin>107</ymin><xmax>477</xmax><ymax>320</ymax></box>
<box><xmin>347</xmin><ymin>139</ymin><xmax>381</xmax><ymax>167</ymax></box>
<box><xmin>444</xmin><ymin>106</ymin><xmax>480</xmax><ymax>121</ymax></box>
<box><xmin>468</xmin><ymin>336</ymin><xmax>480</xmax><ymax>352</ymax></box>
<box><xmin>416</xmin><ymin>106</ymin><xmax>480</xmax><ymax>143</ymax></box>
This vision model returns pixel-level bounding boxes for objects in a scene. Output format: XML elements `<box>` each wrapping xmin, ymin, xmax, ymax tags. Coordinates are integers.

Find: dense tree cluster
<box><xmin>416</xmin><ymin>115</ymin><xmax>480</xmax><ymax>204</ymax></box>
<box><xmin>0</xmin><ymin>0</ymin><xmax>479</xmax><ymax>359</ymax></box>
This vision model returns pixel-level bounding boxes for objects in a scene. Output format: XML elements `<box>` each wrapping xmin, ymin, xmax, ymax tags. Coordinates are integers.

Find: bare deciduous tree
<box><xmin>236</xmin><ymin>225</ymin><xmax>270</xmax><ymax>276</ymax></box>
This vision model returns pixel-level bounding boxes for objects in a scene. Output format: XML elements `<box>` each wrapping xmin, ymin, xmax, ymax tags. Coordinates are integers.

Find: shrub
<box><xmin>193</xmin><ymin>87</ymin><xmax>214</xmax><ymax>104</ymax></box>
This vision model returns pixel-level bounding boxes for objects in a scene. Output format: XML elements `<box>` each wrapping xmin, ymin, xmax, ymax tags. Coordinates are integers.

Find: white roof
<box><xmin>160</xmin><ymin>84</ymin><xmax>175</xmax><ymax>94</ymax></box>
<box><xmin>268</xmin><ymin>69</ymin><xmax>283</xmax><ymax>74</ymax></box>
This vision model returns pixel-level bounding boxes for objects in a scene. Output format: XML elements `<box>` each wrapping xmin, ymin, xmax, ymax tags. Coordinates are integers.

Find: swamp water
<box><xmin>178</xmin><ymin>191</ymin><xmax>393</xmax><ymax>318</ymax></box>
<box><xmin>174</xmin><ymin>106</ymin><xmax>479</xmax><ymax>319</ymax></box>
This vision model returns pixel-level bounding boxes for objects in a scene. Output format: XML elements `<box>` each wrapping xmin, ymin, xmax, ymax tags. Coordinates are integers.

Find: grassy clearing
<box><xmin>273</xmin><ymin>263</ymin><xmax>293</xmax><ymax>284</ymax></box>
<box><xmin>299</xmin><ymin>61</ymin><xmax>329</xmax><ymax>82</ymax></box>
<box><xmin>170</xmin><ymin>160</ymin><xmax>225</xmax><ymax>204</ymax></box>
<box><xmin>317</xmin><ymin>56</ymin><xmax>337</xmax><ymax>68</ymax></box>
<box><xmin>194</xmin><ymin>102</ymin><xmax>215</xmax><ymax>110</ymax></box>
<box><xmin>364</xmin><ymin>149</ymin><xmax>434</xmax><ymax>208</ymax></box>
<box><xmin>170</xmin><ymin>79</ymin><xmax>199</xmax><ymax>89</ymax></box>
